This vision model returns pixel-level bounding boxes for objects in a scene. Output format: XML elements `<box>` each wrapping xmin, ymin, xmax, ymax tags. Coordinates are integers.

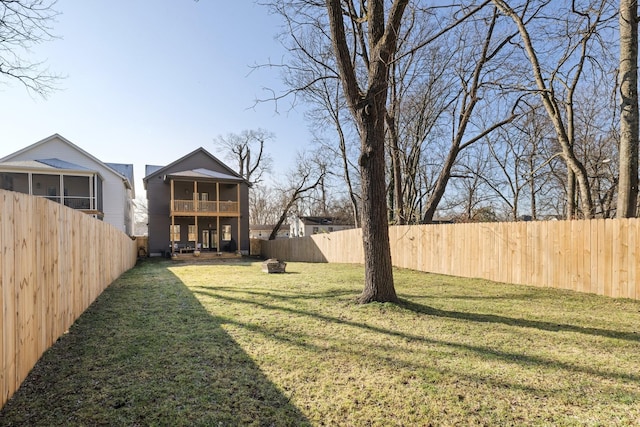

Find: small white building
<box><xmin>249</xmin><ymin>224</ymin><xmax>290</xmax><ymax>240</ymax></box>
<box><xmin>289</xmin><ymin>215</ymin><xmax>354</xmax><ymax>238</ymax></box>
<box><xmin>0</xmin><ymin>134</ymin><xmax>135</xmax><ymax>235</ymax></box>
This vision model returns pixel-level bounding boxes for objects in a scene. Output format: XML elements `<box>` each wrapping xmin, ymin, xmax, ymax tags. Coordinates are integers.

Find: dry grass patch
<box><xmin>1</xmin><ymin>258</ymin><xmax>639</xmax><ymax>426</ymax></box>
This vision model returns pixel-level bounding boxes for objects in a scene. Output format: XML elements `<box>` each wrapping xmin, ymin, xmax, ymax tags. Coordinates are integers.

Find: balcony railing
<box><xmin>64</xmin><ymin>197</ymin><xmax>93</xmax><ymax>210</ymax></box>
<box><xmin>38</xmin><ymin>195</ymin><xmax>94</xmax><ymax>210</ymax></box>
<box><xmin>172</xmin><ymin>199</ymin><xmax>239</xmax><ymax>215</ymax></box>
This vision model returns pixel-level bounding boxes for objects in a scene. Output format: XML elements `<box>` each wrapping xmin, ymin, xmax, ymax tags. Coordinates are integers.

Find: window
<box><xmin>222</xmin><ymin>224</ymin><xmax>231</xmax><ymax>241</ymax></box>
<box><xmin>170</xmin><ymin>225</ymin><xmax>180</xmax><ymax>241</ymax></box>
<box><xmin>312</xmin><ymin>227</ymin><xmax>319</xmax><ymax>234</ymax></box>
<box><xmin>328</xmin><ymin>227</ymin><xmax>334</xmax><ymax>232</ymax></box>
<box><xmin>188</xmin><ymin>225</ymin><xmax>197</xmax><ymax>242</ymax></box>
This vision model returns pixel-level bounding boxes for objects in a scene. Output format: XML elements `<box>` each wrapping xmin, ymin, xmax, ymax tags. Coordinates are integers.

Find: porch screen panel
<box><xmin>63</xmin><ymin>176</ymin><xmax>91</xmax><ymax>209</ymax></box>
<box><xmin>0</xmin><ymin>172</ymin><xmax>28</xmax><ymax>192</ymax></box>
<box><xmin>96</xmin><ymin>177</ymin><xmax>104</xmax><ymax>212</ymax></box>
<box><xmin>33</xmin><ymin>174</ymin><xmax>60</xmax><ymax>202</ymax></box>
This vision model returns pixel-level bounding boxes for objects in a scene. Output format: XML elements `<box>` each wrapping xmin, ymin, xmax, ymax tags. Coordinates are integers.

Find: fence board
<box><xmin>262</xmin><ymin>218</ymin><xmax>640</xmax><ymax>303</ymax></box>
<box><xmin>630</xmin><ymin>219</ymin><xmax>639</xmax><ymax>300</ymax></box>
<box><xmin>1</xmin><ymin>191</ymin><xmax>16</xmax><ymax>405</ymax></box>
<box><xmin>0</xmin><ymin>190</ymin><xmax>136</xmax><ymax>409</ymax></box>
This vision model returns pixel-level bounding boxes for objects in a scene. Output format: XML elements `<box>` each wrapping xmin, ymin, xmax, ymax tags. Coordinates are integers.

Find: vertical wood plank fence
<box><xmin>261</xmin><ymin>219</ymin><xmax>640</xmax><ymax>300</ymax></box>
<box><xmin>1</xmin><ymin>190</ymin><xmax>137</xmax><ymax>409</ymax></box>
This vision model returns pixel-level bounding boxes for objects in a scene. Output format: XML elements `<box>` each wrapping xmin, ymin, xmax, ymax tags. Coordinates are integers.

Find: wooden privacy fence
<box><xmin>1</xmin><ymin>190</ymin><xmax>137</xmax><ymax>409</ymax></box>
<box><xmin>261</xmin><ymin>218</ymin><xmax>640</xmax><ymax>300</ymax></box>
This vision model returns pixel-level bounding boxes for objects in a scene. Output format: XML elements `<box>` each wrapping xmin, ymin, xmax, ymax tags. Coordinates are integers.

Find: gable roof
<box><xmin>166</xmin><ymin>168</ymin><xmax>244</xmax><ymax>182</ymax></box>
<box><xmin>143</xmin><ymin>147</ymin><xmax>247</xmax><ymax>186</ymax></box>
<box><xmin>145</xmin><ymin>165</ymin><xmax>164</xmax><ymax>177</ymax></box>
<box><xmin>0</xmin><ymin>133</ymin><xmax>134</xmax><ymax>192</ymax></box>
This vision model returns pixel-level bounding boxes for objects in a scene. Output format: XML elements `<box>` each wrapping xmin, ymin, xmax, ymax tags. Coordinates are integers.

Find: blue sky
<box><xmin>0</xmin><ymin>1</ymin><xmax>310</xmax><ymax>196</ymax></box>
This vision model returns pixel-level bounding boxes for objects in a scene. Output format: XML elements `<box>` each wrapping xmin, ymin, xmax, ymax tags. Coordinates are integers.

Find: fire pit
<box><xmin>262</xmin><ymin>258</ymin><xmax>287</xmax><ymax>273</ymax></box>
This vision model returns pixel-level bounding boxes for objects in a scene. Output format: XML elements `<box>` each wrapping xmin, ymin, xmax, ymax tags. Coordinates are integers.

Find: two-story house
<box><xmin>0</xmin><ymin>134</ymin><xmax>135</xmax><ymax>235</ymax></box>
<box><xmin>144</xmin><ymin>147</ymin><xmax>249</xmax><ymax>257</ymax></box>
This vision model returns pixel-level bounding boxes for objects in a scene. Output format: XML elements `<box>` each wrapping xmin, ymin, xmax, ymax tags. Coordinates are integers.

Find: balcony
<box><xmin>171</xmin><ymin>199</ymin><xmax>239</xmax><ymax>216</ymax></box>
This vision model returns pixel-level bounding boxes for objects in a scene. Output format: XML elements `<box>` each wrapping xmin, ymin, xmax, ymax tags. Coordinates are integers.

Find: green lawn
<box><xmin>1</xmin><ymin>258</ymin><xmax>639</xmax><ymax>426</ymax></box>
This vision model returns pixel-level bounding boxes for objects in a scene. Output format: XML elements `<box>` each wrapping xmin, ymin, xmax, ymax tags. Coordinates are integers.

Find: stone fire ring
<box><xmin>262</xmin><ymin>258</ymin><xmax>287</xmax><ymax>273</ymax></box>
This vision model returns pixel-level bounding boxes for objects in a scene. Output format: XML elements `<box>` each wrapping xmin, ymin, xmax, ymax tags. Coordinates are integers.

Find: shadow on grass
<box><xmin>0</xmin><ymin>261</ymin><xmax>309</xmax><ymax>427</ymax></box>
<box><xmin>192</xmin><ymin>287</ymin><xmax>640</xmax><ymax>384</ymax></box>
<box><xmin>192</xmin><ymin>283</ymin><xmax>640</xmax><ymax>343</ymax></box>
<box><xmin>192</xmin><ymin>285</ymin><xmax>354</xmax><ymax>301</ymax></box>
<box><xmin>397</xmin><ymin>299</ymin><xmax>640</xmax><ymax>342</ymax></box>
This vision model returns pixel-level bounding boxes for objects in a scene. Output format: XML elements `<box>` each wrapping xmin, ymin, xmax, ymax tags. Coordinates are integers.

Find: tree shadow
<box><xmin>192</xmin><ymin>283</ymin><xmax>639</xmax><ymax>344</ymax></box>
<box><xmin>191</xmin><ymin>287</ymin><xmax>640</xmax><ymax>384</ymax></box>
<box><xmin>397</xmin><ymin>298</ymin><xmax>640</xmax><ymax>342</ymax></box>
<box><xmin>191</xmin><ymin>285</ymin><xmax>354</xmax><ymax>301</ymax></box>
<box><xmin>0</xmin><ymin>262</ymin><xmax>309</xmax><ymax>426</ymax></box>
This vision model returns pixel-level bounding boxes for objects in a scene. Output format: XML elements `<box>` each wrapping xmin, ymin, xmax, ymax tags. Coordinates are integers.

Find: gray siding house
<box><xmin>144</xmin><ymin>148</ymin><xmax>250</xmax><ymax>257</ymax></box>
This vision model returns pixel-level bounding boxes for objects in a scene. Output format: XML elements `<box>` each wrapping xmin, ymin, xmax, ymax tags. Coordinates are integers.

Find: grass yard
<box><xmin>1</xmin><ymin>259</ymin><xmax>640</xmax><ymax>426</ymax></box>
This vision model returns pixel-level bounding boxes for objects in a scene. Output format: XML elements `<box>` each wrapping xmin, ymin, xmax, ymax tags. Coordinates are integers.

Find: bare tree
<box><xmin>266</xmin><ymin>0</ymin><xmax>412</xmax><ymax>302</ymax></box>
<box><xmin>269</xmin><ymin>152</ymin><xmax>327</xmax><ymax>240</ymax></box>
<box><xmin>133</xmin><ymin>195</ymin><xmax>149</xmax><ymax>236</ymax></box>
<box><xmin>214</xmin><ymin>129</ymin><xmax>274</xmax><ymax>185</ymax></box>
<box><xmin>322</xmin><ymin>0</ymin><xmax>412</xmax><ymax>303</ymax></box>
<box><xmin>249</xmin><ymin>183</ymin><xmax>282</xmax><ymax>225</ymax></box>
<box><xmin>492</xmin><ymin>0</ymin><xmax>616</xmax><ymax>219</ymax></box>
<box><xmin>573</xmin><ymin>85</ymin><xmax>620</xmax><ymax>218</ymax></box>
<box><xmin>385</xmin><ymin>8</ymin><xmax>458</xmax><ymax>225</ymax></box>
<box><xmin>0</xmin><ymin>0</ymin><xmax>60</xmax><ymax>96</ymax></box>
<box><xmin>454</xmin><ymin>145</ymin><xmax>497</xmax><ymax>221</ymax></box>
<box><xmin>617</xmin><ymin>0</ymin><xmax>639</xmax><ymax>217</ymax></box>
<box><xmin>298</xmin><ymin>68</ymin><xmax>362</xmax><ymax>227</ymax></box>
<box><xmin>421</xmin><ymin>6</ymin><xmax>520</xmax><ymax>223</ymax></box>
<box><xmin>474</xmin><ymin>105</ymin><xmax>559</xmax><ymax>221</ymax></box>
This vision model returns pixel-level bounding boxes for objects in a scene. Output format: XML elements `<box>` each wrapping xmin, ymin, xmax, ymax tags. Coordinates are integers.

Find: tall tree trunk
<box><xmin>422</xmin><ymin>144</ymin><xmax>460</xmax><ymax>223</ymax></box>
<box><xmin>567</xmin><ymin>169</ymin><xmax>576</xmax><ymax>219</ymax></box>
<box><xmin>340</xmin><ymin>142</ymin><xmax>360</xmax><ymax>228</ymax></box>
<box><xmin>386</xmin><ymin>111</ymin><xmax>405</xmax><ymax>224</ymax></box>
<box><xmin>358</xmin><ymin>94</ymin><xmax>397</xmax><ymax>302</ymax></box>
<box><xmin>326</xmin><ymin>0</ymin><xmax>408</xmax><ymax>303</ymax></box>
<box><xmin>529</xmin><ymin>151</ymin><xmax>537</xmax><ymax>220</ymax></box>
<box><xmin>269</xmin><ymin>200</ymin><xmax>295</xmax><ymax>240</ymax></box>
<box><xmin>618</xmin><ymin>0</ymin><xmax>639</xmax><ymax>218</ymax></box>
<box><xmin>333</xmin><ymin>93</ymin><xmax>360</xmax><ymax>228</ymax></box>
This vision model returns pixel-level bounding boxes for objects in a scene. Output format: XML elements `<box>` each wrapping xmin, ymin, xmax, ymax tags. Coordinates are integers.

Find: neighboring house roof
<box><xmin>0</xmin><ymin>159</ymin><xmax>93</xmax><ymax>173</ymax></box>
<box><xmin>296</xmin><ymin>216</ymin><xmax>354</xmax><ymax>226</ymax></box>
<box><xmin>106</xmin><ymin>163</ymin><xmax>134</xmax><ymax>186</ymax></box>
<box><xmin>37</xmin><ymin>158</ymin><xmax>94</xmax><ymax>171</ymax></box>
<box><xmin>0</xmin><ymin>133</ymin><xmax>135</xmax><ymax>193</ymax></box>
<box><xmin>143</xmin><ymin>147</ymin><xmax>247</xmax><ymax>187</ymax></box>
<box><xmin>145</xmin><ymin>165</ymin><xmax>163</xmax><ymax>177</ymax></box>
